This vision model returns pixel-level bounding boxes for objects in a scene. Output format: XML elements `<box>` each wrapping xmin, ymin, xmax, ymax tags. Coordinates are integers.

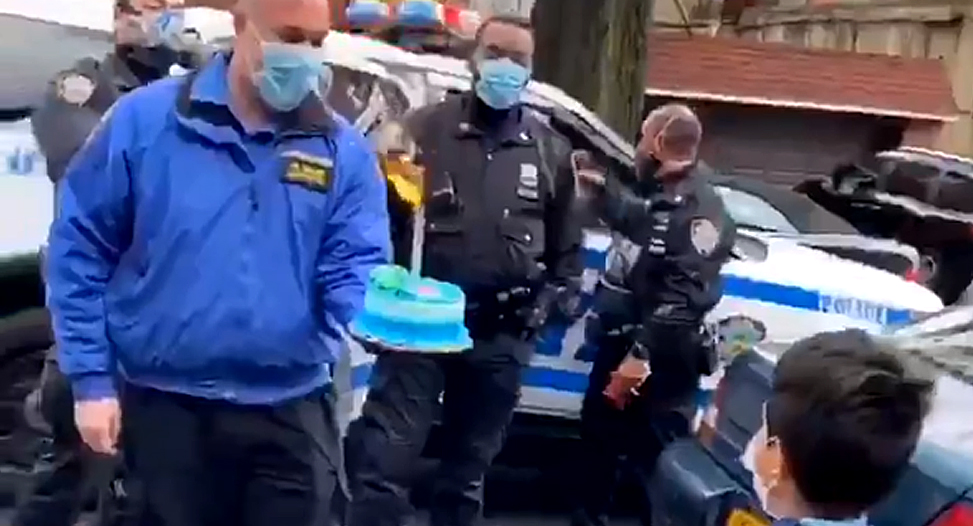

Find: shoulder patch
<box><xmin>691</xmin><ymin>218</ymin><xmax>720</xmax><ymax>256</ymax></box>
<box><xmin>280</xmin><ymin>150</ymin><xmax>334</xmax><ymax>193</ymax></box>
<box><xmin>55</xmin><ymin>73</ymin><xmax>95</xmax><ymax>106</ymax></box>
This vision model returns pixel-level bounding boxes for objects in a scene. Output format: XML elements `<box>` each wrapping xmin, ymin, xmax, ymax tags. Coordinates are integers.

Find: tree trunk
<box><xmin>532</xmin><ymin>0</ymin><xmax>653</xmax><ymax>141</ymax></box>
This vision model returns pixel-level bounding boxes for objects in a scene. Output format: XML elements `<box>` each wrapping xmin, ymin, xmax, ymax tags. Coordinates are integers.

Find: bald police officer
<box><xmin>569</xmin><ymin>104</ymin><xmax>736</xmax><ymax>526</ymax></box>
<box><xmin>17</xmin><ymin>4</ymin><xmax>212</xmax><ymax>526</ymax></box>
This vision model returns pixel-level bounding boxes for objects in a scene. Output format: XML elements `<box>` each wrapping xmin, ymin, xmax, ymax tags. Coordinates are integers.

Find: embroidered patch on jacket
<box><xmin>56</xmin><ymin>73</ymin><xmax>95</xmax><ymax>106</ymax></box>
<box><xmin>281</xmin><ymin>150</ymin><xmax>334</xmax><ymax>192</ymax></box>
<box><xmin>691</xmin><ymin>218</ymin><xmax>720</xmax><ymax>256</ymax></box>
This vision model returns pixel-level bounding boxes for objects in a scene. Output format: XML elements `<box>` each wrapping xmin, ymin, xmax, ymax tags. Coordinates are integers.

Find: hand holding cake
<box><xmin>350</xmin><ymin>117</ymin><xmax>472</xmax><ymax>354</ymax></box>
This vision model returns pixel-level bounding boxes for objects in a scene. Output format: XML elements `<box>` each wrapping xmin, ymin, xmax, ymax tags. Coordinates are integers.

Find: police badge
<box><xmin>690</xmin><ymin>218</ymin><xmax>720</xmax><ymax>256</ymax></box>
<box><xmin>55</xmin><ymin>73</ymin><xmax>95</xmax><ymax>106</ymax></box>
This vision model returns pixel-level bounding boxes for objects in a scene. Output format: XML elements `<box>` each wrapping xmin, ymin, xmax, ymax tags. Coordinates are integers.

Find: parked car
<box><xmin>655</xmin><ymin>307</ymin><xmax>973</xmax><ymax>526</ymax></box>
<box><xmin>796</xmin><ymin>147</ymin><xmax>973</xmax><ymax>304</ymax></box>
<box><xmin>709</xmin><ymin>172</ymin><xmax>923</xmax><ymax>282</ymax></box>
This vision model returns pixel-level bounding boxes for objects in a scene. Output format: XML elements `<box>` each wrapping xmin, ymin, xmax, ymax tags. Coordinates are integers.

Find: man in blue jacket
<box><xmin>45</xmin><ymin>0</ymin><xmax>390</xmax><ymax>524</ymax></box>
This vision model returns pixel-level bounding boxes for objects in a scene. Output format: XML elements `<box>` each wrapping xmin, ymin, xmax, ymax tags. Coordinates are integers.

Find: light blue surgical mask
<box><xmin>474</xmin><ymin>58</ymin><xmax>530</xmax><ymax>110</ymax></box>
<box><xmin>256</xmin><ymin>42</ymin><xmax>332</xmax><ymax>112</ymax></box>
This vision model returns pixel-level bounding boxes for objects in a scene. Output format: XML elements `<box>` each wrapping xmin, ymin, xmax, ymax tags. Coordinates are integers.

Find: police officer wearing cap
<box><xmin>347</xmin><ymin>13</ymin><xmax>583</xmax><ymax>526</ymax></box>
<box><xmin>31</xmin><ymin>0</ymin><xmax>210</xmax><ymax>185</ymax></box>
<box><xmin>17</xmin><ymin>3</ymin><xmax>211</xmax><ymax>526</ymax></box>
<box><xmin>568</xmin><ymin>104</ymin><xmax>736</xmax><ymax>526</ymax></box>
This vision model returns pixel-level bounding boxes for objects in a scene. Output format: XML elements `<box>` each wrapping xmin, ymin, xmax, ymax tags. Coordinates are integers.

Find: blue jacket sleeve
<box><xmin>317</xmin><ymin>134</ymin><xmax>391</xmax><ymax>328</ymax></box>
<box><xmin>46</xmin><ymin>100</ymin><xmax>135</xmax><ymax>401</ymax></box>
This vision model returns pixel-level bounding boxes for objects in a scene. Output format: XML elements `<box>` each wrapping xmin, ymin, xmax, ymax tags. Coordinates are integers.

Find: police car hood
<box><xmin>727</xmin><ymin>232</ymin><xmax>943</xmax><ymax>313</ymax></box>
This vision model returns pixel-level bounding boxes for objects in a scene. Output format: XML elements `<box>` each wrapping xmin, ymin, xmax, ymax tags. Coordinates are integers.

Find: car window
<box><xmin>714</xmin><ymin>186</ymin><xmax>799</xmax><ymax>234</ymax></box>
<box><xmin>937</xmin><ymin>169</ymin><xmax>973</xmax><ymax>213</ymax></box>
<box><xmin>881</xmin><ymin>159</ymin><xmax>940</xmax><ymax>199</ymax></box>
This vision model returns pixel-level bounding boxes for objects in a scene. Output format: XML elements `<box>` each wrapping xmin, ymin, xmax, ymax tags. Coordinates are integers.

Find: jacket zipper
<box><xmin>240</xmin><ymin>180</ymin><xmax>258</xmax><ymax>337</ymax></box>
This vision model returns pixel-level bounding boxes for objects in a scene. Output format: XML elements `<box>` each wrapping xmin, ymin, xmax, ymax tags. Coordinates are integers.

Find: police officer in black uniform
<box><xmin>569</xmin><ymin>104</ymin><xmax>736</xmax><ymax>526</ymax></box>
<box><xmin>347</xmin><ymin>14</ymin><xmax>583</xmax><ymax>526</ymax></box>
<box><xmin>16</xmin><ymin>4</ymin><xmax>209</xmax><ymax>526</ymax></box>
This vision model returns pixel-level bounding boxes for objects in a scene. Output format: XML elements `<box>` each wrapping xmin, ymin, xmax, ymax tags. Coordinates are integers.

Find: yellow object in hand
<box><xmin>383</xmin><ymin>153</ymin><xmax>424</xmax><ymax>211</ymax></box>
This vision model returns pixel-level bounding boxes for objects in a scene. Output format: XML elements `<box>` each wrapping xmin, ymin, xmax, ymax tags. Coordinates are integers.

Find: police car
<box><xmin>309</xmin><ymin>32</ymin><xmax>946</xmax><ymax>421</ymax></box>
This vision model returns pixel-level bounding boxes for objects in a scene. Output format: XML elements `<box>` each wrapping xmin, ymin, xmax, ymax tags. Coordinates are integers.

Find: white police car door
<box><xmin>0</xmin><ymin>118</ymin><xmax>53</xmax><ymax>260</ymax></box>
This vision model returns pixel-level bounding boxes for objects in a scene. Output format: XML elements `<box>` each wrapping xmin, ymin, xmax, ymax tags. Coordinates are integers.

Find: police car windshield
<box><xmin>715</xmin><ymin>186</ymin><xmax>800</xmax><ymax>234</ymax></box>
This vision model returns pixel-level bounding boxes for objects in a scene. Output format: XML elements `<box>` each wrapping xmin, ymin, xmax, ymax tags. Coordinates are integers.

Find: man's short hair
<box><xmin>770</xmin><ymin>329</ymin><xmax>934</xmax><ymax>519</ymax></box>
<box><xmin>642</xmin><ymin>103</ymin><xmax>701</xmax><ymax>161</ymax></box>
<box><xmin>473</xmin><ymin>13</ymin><xmax>533</xmax><ymax>43</ymax></box>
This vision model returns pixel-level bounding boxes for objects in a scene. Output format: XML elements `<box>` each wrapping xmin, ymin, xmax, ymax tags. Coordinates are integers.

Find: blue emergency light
<box><xmin>346</xmin><ymin>0</ymin><xmax>450</xmax><ymax>29</ymax></box>
<box><xmin>396</xmin><ymin>0</ymin><xmax>440</xmax><ymax>27</ymax></box>
<box><xmin>346</xmin><ymin>0</ymin><xmax>391</xmax><ymax>26</ymax></box>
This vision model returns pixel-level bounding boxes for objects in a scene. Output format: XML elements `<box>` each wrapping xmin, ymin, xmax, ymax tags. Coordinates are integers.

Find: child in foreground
<box><xmin>742</xmin><ymin>329</ymin><xmax>934</xmax><ymax>525</ymax></box>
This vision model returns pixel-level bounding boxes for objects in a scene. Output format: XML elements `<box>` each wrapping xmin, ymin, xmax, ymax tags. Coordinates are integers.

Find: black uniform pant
<box><xmin>13</xmin><ymin>355</ymin><xmax>120</xmax><ymax>526</ymax></box>
<box><xmin>571</xmin><ymin>326</ymin><xmax>698</xmax><ymax>526</ymax></box>
<box><xmin>120</xmin><ymin>382</ymin><xmax>342</xmax><ymax>526</ymax></box>
<box><xmin>346</xmin><ymin>333</ymin><xmax>532</xmax><ymax>526</ymax></box>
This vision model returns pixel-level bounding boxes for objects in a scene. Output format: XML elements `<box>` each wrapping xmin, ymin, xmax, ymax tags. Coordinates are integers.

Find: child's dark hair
<box><xmin>769</xmin><ymin>329</ymin><xmax>934</xmax><ymax>519</ymax></box>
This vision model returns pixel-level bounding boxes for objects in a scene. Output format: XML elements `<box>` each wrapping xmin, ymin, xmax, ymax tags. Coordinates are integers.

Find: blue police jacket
<box><xmin>46</xmin><ymin>53</ymin><xmax>391</xmax><ymax>404</ymax></box>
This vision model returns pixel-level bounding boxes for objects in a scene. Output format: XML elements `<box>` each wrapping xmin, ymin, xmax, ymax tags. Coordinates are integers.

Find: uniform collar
<box><xmin>103</xmin><ymin>53</ymin><xmax>143</xmax><ymax>93</ymax></box>
<box><xmin>176</xmin><ymin>53</ymin><xmax>268</xmax><ymax>146</ymax></box>
<box><xmin>190</xmin><ymin>52</ymin><xmax>234</xmax><ymax>107</ymax></box>
<box><xmin>107</xmin><ymin>47</ymin><xmax>182</xmax><ymax>92</ymax></box>
<box><xmin>453</xmin><ymin>92</ymin><xmax>534</xmax><ymax>146</ymax></box>
<box><xmin>175</xmin><ymin>52</ymin><xmax>340</xmax><ymax>155</ymax></box>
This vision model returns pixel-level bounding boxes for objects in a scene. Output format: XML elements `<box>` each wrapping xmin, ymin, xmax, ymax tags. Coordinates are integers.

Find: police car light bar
<box><xmin>343</xmin><ymin>0</ymin><xmax>482</xmax><ymax>40</ymax></box>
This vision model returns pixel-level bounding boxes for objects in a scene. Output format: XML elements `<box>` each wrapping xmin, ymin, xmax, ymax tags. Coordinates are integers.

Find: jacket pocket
<box><xmin>498</xmin><ymin>216</ymin><xmax>545</xmax><ymax>283</ymax></box>
<box><xmin>423</xmin><ymin>220</ymin><xmax>467</xmax><ymax>284</ymax></box>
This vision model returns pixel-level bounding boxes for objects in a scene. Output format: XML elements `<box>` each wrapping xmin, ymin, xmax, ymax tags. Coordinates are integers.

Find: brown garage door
<box><xmin>696</xmin><ymin>104</ymin><xmax>877</xmax><ymax>187</ymax></box>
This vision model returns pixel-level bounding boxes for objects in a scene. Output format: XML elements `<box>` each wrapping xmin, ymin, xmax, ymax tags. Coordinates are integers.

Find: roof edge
<box><xmin>644</xmin><ymin>88</ymin><xmax>958</xmax><ymax>122</ymax></box>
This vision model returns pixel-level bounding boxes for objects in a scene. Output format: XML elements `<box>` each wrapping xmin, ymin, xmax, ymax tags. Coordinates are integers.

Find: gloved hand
<box><xmin>603</xmin><ymin>354</ymin><xmax>651</xmax><ymax>410</ymax></box>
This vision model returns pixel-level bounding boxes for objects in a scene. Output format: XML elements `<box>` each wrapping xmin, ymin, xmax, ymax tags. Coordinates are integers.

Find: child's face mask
<box><xmin>740</xmin><ymin>403</ymin><xmax>787</xmax><ymax>517</ymax></box>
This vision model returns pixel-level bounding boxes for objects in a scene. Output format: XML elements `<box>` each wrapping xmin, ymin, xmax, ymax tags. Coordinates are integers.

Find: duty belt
<box><xmin>465</xmin><ymin>286</ymin><xmax>539</xmax><ymax>340</ymax></box>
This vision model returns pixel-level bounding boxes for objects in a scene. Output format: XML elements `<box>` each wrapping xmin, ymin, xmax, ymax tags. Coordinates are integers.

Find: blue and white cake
<box><xmin>350</xmin><ymin>265</ymin><xmax>472</xmax><ymax>353</ymax></box>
